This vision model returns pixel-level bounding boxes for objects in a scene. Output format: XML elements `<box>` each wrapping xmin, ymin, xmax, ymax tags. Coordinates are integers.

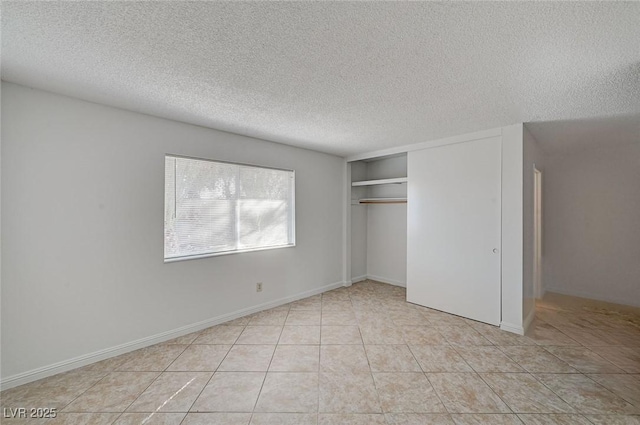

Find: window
<box><xmin>164</xmin><ymin>155</ymin><xmax>295</xmax><ymax>262</ymax></box>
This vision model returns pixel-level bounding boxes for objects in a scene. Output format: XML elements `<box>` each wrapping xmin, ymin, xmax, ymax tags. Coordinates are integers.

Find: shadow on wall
<box><xmin>526</xmin><ymin>113</ymin><xmax>640</xmax><ymax>157</ymax></box>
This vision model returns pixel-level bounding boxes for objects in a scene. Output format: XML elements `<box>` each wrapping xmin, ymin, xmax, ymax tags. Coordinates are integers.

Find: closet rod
<box><xmin>359</xmin><ymin>199</ymin><xmax>407</xmax><ymax>204</ymax></box>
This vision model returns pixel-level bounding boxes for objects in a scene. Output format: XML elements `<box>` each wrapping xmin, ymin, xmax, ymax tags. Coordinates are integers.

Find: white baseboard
<box><xmin>545</xmin><ymin>286</ymin><xmax>640</xmax><ymax>308</ymax></box>
<box><xmin>350</xmin><ymin>275</ymin><xmax>367</xmax><ymax>284</ymax></box>
<box><xmin>0</xmin><ymin>280</ymin><xmax>345</xmax><ymax>391</ymax></box>
<box><xmin>500</xmin><ymin>321</ymin><xmax>525</xmax><ymax>335</ymax></box>
<box><xmin>366</xmin><ymin>274</ymin><xmax>406</xmax><ymax>288</ymax></box>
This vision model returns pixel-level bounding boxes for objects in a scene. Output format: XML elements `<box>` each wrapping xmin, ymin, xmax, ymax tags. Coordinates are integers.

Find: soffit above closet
<box><xmin>2</xmin><ymin>2</ymin><xmax>639</xmax><ymax>157</ymax></box>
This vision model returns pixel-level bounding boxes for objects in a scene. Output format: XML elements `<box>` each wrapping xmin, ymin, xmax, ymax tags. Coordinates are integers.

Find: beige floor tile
<box><xmin>320</xmin><ymin>345</ymin><xmax>370</xmax><ymax>373</ymax></box>
<box><xmin>586</xmin><ymin>415</ymin><xmax>640</xmax><ymax>424</ymax></box>
<box><xmin>247</xmin><ymin>310</ymin><xmax>288</xmax><ymax>326</ymax></box>
<box><xmin>474</xmin><ymin>326</ymin><xmax>536</xmax><ymax>346</ymax></box>
<box><xmin>321</xmin><ymin>311</ymin><xmax>357</xmax><ymax>326</ymax></box>
<box><xmin>269</xmin><ymin>345</ymin><xmax>319</xmax><ymax>372</ymax></box>
<box><xmin>426</xmin><ymin>373</ymin><xmax>511</xmax><ymax>413</ymax></box>
<box><xmin>436</xmin><ymin>327</ymin><xmax>492</xmax><ymax>346</ymax></box>
<box><xmin>400</xmin><ymin>327</ymin><xmax>447</xmax><ymax>345</ymax></box>
<box><xmin>63</xmin><ymin>372</ymin><xmax>159</xmax><ymax>412</ymax></box>
<box><xmin>535</xmin><ymin>373</ymin><xmax>638</xmax><ymax>414</ymax></box>
<box><xmin>610</xmin><ymin>330</ymin><xmax>640</xmax><ymax>347</ymax></box>
<box><xmin>181</xmin><ymin>412</ymin><xmax>252</xmax><ymax>424</ymax></box>
<box><xmin>528</xmin><ymin>323</ymin><xmax>580</xmax><ymax>346</ymax></box>
<box><xmin>285</xmin><ymin>310</ymin><xmax>321</xmax><ymax>325</ymax></box>
<box><xmin>116</xmin><ymin>345</ymin><xmax>188</xmax><ymax>372</ymax></box>
<box><xmin>355</xmin><ymin>311</ymin><xmax>388</xmax><ymax>327</ymax></box>
<box><xmin>217</xmin><ymin>345</ymin><xmax>275</xmax><ymax>372</ymax></box>
<box><xmin>289</xmin><ymin>296</ymin><xmax>322</xmax><ymax>311</ymax></box>
<box><xmin>250</xmin><ymin>413</ymin><xmax>317</xmax><ymax>425</ymax></box>
<box><xmin>45</xmin><ymin>413</ymin><xmax>121</xmax><ymax>425</ymax></box>
<box><xmin>192</xmin><ymin>326</ymin><xmax>244</xmax><ymax>345</ymax></box>
<box><xmin>498</xmin><ymin>346</ymin><xmax>577</xmax><ymax>373</ymax></box>
<box><xmin>373</xmin><ymin>372</ymin><xmax>446</xmax><ymax>413</ymax></box>
<box><xmin>321</xmin><ymin>300</ymin><xmax>353</xmax><ymax>311</ymax></box>
<box><xmin>190</xmin><ymin>372</ymin><xmax>265</xmax><ymax>412</ymax></box>
<box><xmin>254</xmin><ymin>372</ymin><xmax>319</xmax><ymax>413</ymax></box>
<box><xmin>562</xmin><ymin>329</ymin><xmax>624</xmax><ymax>347</ymax></box>
<box><xmin>391</xmin><ymin>314</ymin><xmax>432</xmax><ymax>327</ymax></box>
<box><xmin>409</xmin><ymin>345</ymin><xmax>473</xmax><ymax>372</ymax></box>
<box><xmin>113</xmin><ymin>412</ymin><xmax>187</xmax><ymax>425</ymax></box>
<box><xmin>279</xmin><ymin>326</ymin><xmax>321</xmax><ymax>344</ymax></box>
<box><xmin>321</xmin><ymin>326</ymin><xmax>362</xmax><ymax>344</ymax></box>
<box><xmin>126</xmin><ymin>371</ymin><xmax>212</xmax><ymax>412</ymax></box>
<box><xmin>10</xmin><ymin>281</ymin><xmax>640</xmax><ymax>423</ymax></box>
<box><xmin>480</xmin><ymin>373</ymin><xmax>574</xmax><ymax>413</ymax></box>
<box><xmin>543</xmin><ymin>347</ymin><xmax>624</xmax><ymax>374</ymax></box>
<box><xmin>319</xmin><ymin>372</ymin><xmax>381</xmax><ymax>413</ymax></box>
<box><xmin>587</xmin><ymin>346</ymin><xmax>640</xmax><ymax>373</ymax></box>
<box><xmin>517</xmin><ymin>414</ymin><xmax>592</xmax><ymax>424</ymax></box>
<box><xmin>454</xmin><ymin>346</ymin><xmax>525</xmax><ymax>373</ymax></box>
<box><xmin>365</xmin><ymin>345</ymin><xmax>421</xmax><ymax>372</ymax></box>
<box><xmin>0</xmin><ymin>418</ymin><xmax>37</xmax><ymax>425</ymax></box>
<box><xmin>318</xmin><ymin>413</ymin><xmax>385</xmax><ymax>424</ymax></box>
<box><xmin>322</xmin><ymin>290</ymin><xmax>351</xmax><ymax>301</ymax></box>
<box><xmin>588</xmin><ymin>374</ymin><xmax>640</xmax><ymax>407</ymax></box>
<box><xmin>236</xmin><ymin>326</ymin><xmax>282</xmax><ymax>345</ymax></box>
<box><xmin>384</xmin><ymin>413</ymin><xmax>455</xmax><ymax>425</ymax></box>
<box><xmin>167</xmin><ymin>345</ymin><xmax>231</xmax><ymax>371</ymax></box>
<box><xmin>450</xmin><ymin>414</ymin><xmax>524</xmax><ymax>424</ymax></box>
<box><xmin>359</xmin><ymin>325</ymin><xmax>405</xmax><ymax>344</ymax></box>
<box><xmin>422</xmin><ymin>312</ymin><xmax>470</xmax><ymax>327</ymax></box>
<box><xmin>0</xmin><ymin>369</ymin><xmax>108</xmax><ymax>410</ymax></box>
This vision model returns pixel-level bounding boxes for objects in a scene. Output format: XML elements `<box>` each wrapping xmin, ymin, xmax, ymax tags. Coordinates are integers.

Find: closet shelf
<box><xmin>356</xmin><ymin>197</ymin><xmax>407</xmax><ymax>204</ymax></box>
<box><xmin>351</xmin><ymin>177</ymin><xmax>407</xmax><ymax>186</ymax></box>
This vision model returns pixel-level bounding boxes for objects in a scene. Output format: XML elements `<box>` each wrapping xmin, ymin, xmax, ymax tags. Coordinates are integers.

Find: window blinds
<box><xmin>164</xmin><ymin>155</ymin><xmax>295</xmax><ymax>261</ymax></box>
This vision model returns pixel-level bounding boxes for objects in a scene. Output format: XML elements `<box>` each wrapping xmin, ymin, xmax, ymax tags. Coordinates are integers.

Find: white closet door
<box><xmin>407</xmin><ymin>137</ymin><xmax>502</xmax><ymax>325</ymax></box>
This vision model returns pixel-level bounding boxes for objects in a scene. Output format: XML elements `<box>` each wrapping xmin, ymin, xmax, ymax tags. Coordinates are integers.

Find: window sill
<box><xmin>164</xmin><ymin>243</ymin><xmax>296</xmax><ymax>263</ymax></box>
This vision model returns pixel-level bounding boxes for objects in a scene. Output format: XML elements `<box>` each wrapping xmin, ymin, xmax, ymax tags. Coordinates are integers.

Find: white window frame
<box><xmin>164</xmin><ymin>154</ymin><xmax>296</xmax><ymax>263</ymax></box>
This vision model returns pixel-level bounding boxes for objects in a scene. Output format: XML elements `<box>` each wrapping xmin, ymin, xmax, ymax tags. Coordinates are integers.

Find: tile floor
<box><xmin>1</xmin><ymin>280</ymin><xmax>639</xmax><ymax>424</ymax></box>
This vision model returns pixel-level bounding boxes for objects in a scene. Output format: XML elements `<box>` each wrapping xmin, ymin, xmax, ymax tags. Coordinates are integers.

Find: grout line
<box><xmin>100</xmin><ymin>345</ymin><xmax>191</xmax><ymax>416</ymax></box>
<box><xmin>181</xmin><ymin>333</ymin><xmax>239</xmax><ymax>417</ymax></box>
<box><xmin>473</xmin><ymin>370</ymin><xmax>517</xmax><ymax>415</ymax></box>
<box><xmin>56</xmin><ymin>371</ymin><xmax>112</xmax><ymax>412</ymax></box>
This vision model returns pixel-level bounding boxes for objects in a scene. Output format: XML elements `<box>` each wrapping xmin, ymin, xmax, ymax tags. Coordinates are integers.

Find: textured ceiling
<box><xmin>2</xmin><ymin>2</ymin><xmax>639</xmax><ymax>157</ymax></box>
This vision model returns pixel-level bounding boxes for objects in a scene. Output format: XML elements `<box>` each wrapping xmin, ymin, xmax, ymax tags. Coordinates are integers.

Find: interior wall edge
<box><xmin>499</xmin><ymin>321</ymin><xmax>525</xmax><ymax>336</ymax></box>
<box><xmin>500</xmin><ymin>123</ymin><xmax>525</xmax><ymax>331</ymax></box>
<box><xmin>350</xmin><ymin>275</ymin><xmax>367</xmax><ymax>284</ymax></box>
<box><xmin>0</xmin><ymin>279</ymin><xmax>346</xmax><ymax>391</ymax></box>
<box><xmin>522</xmin><ymin>305</ymin><xmax>536</xmax><ymax>335</ymax></box>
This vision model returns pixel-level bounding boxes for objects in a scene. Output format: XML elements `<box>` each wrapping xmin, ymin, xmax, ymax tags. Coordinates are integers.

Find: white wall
<box><xmin>544</xmin><ymin>142</ymin><xmax>640</xmax><ymax>307</ymax></box>
<box><xmin>522</xmin><ymin>125</ymin><xmax>545</xmax><ymax>326</ymax></box>
<box><xmin>350</xmin><ymin>162</ymin><xmax>368</xmax><ymax>281</ymax></box>
<box><xmin>1</xmin><ymin>82</ymin><xmax>345</xmax><ymax>384</ymax></box>
<box><xmin>366</xmin><ymin>205</ymin><xmax>407</xmax><ymax>286</ymax></box>
<box><xmin>365</xmin><ymin>156</ymin><xmax>407</xmax><ymax>286</ymax></box>
<box><xmin>501</xmin><ymin>124</ymin><xmax>525</xmax><ymax>334</ymax></box>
